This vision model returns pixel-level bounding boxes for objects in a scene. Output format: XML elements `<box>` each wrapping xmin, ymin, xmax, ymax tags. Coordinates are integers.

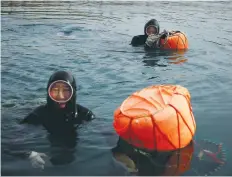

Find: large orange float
<box><xmin>159</xmin><ymin>31</ymin><xmax>188</xmax><ymax>50</ymax></box>
<box><xmin>113</xmin><ymin>85</ymin><xmax>196</xmax><ymax>151</ymax></box>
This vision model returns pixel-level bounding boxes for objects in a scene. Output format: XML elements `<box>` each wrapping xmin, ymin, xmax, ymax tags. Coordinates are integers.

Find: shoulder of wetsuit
<box><xmin>19</xmin><ymin>105</ymin><xmax>46</xmax><ymax>125</ymax></box>
<box><xmin>76</xmin><ymin>104</ymin><xmax>96</xmax><ymax>122</ymax></box>
<box><xmin>130</xmin><ymin>35</ymin><xmax>147</xmax><ymax>47</ymax></box>
<box><xmin>112</xmin><ymin>137</ymin><xmax>136</xmax><ymax>155</ymax></box>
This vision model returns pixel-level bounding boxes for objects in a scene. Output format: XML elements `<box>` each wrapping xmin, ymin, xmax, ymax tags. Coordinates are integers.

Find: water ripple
<box><xmin>1</xmin><ymin>1</ymin><xmax>232</xmax><ymax>176</ymax></box>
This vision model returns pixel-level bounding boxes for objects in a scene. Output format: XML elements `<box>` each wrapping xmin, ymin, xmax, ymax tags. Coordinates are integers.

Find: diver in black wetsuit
<box><xmin>112</xmin><ymin>137</ymin><xmax>226</xmax><ymax>176</ymax></box>
<box><xmin>2</xmin><ymin>71</ymin><xmax>95</xmax><ymax>169</ymax></box>
<box><xmin>130</xmin><ymin>19</ymin><xmax>172</xmax><ymax>50</ymax></box>
<box><xmin>112</xmin><ymin>138</ymin><xmax>194</xmax><ymax>176</ymax></box>
<box><xmin>130</xmin><ymin>19</ymin><xmax>160</xmax><ymax>47</ymax></box>
<box><xmin>20</xmin><ymin>70</ymin><xmax>95</xmax><ymax>132</ymax></box>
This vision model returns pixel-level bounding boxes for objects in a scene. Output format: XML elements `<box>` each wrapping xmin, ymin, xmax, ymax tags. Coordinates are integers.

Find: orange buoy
<box><xmin>159</xmin><ymin>31</ymin><xmax>188</xmax><ymax>50</ymax></box>
<box><xmin>113</xmin><ymin>85</ymin><xmax>196</xmax><ymax>151</ymax></box>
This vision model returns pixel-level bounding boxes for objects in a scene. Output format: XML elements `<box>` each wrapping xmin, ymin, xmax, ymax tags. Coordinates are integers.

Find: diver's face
<box><xmin>48</xmin><ymin>80</ymin><xmax>73</xmax><ymax>108</ymax></box>
<box><xmin>146</xmin><ymin>26</ymin><xmax>158</xmax><ymax>35</ymax></box>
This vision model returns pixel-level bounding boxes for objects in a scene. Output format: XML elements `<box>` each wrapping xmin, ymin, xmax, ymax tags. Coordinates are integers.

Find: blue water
<box><xmin>1</xmin><ymin>1</ymin><xmax>232</xmax><ymax>176</ymax></box>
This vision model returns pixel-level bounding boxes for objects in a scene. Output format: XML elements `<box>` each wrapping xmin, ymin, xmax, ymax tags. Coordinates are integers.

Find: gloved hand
<box><xmin>145</xmin><ymin>34</ymin><xmax>160</xmax><ymax>48</ymax></box>
<box><xmin>28</xmin><ymin>151</ymin><xmax>48</xmax><ymax>169</ymax></box>
<box><xmin>113</xmin><ymin>152</ymin><xmax>138</xmax><ymax>173</ymax></box>
<box><xmin>160</xmin><ymin>29</ymin><xmax>170</xmax><ymax>39</ymax></box>
<box><xmin>160</xmin><ymin>29</ymin><xmax>179</xmax><ymax>39</ymax></box>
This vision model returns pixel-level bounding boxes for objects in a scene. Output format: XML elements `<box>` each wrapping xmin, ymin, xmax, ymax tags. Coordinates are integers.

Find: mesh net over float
<box><xmin>160</xmin><ymin>31</ymin><xmax>189</xmax><ymax>50</ymax></box>
<box><xmin>113</xmin><ymin>85</ymin><xmax>196</xmax><ymax>151</ymax></box>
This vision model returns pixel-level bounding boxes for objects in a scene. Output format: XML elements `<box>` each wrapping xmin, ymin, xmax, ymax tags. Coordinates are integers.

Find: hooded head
<box><xmin>46</xmin><ymin>71</ymin><xmax>77</xmax><ymax>119</ymax></box>
<box><xmin>144</xmin><ymin>19</ymin><xmax>160</xmax><ymax>36</ymax></box>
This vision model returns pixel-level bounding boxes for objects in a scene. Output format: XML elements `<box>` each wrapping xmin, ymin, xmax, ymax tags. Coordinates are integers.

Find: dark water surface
<box><xmin>1</xmin><ymin>1</ymin><xmax>232</xmax><ymax>176</ymax></box>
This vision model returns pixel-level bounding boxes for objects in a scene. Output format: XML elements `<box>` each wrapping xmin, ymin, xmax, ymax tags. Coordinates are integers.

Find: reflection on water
<box><xmin>143</xmin><ymin>49</ymin><xmax>188</xmax><ymax>67</ymax></box>
<box><xmin>1</xmin><ymin>0</ymin><xmax>232</xmax><ymax>176</ymax></box>
<box><xmin>112</xmin><ymin>139</ymin><xmax>226</xmax><ymax>176</ymax></box>
<box><xmin>47</xmin><ymin>133</ymin><xmax>78</xmax><ymax>166</ymax></box>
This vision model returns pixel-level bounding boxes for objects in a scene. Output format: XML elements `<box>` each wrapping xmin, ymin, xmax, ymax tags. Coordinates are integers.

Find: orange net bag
<box><xmin>113</xmin><ymin>85</ymin><xmax>196</xmax><ymax>151</ymax></box>
<box><xmin>160</xmin><ymin>31</ymin><xmax>189</xmax><ymax>50</ymax></box>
